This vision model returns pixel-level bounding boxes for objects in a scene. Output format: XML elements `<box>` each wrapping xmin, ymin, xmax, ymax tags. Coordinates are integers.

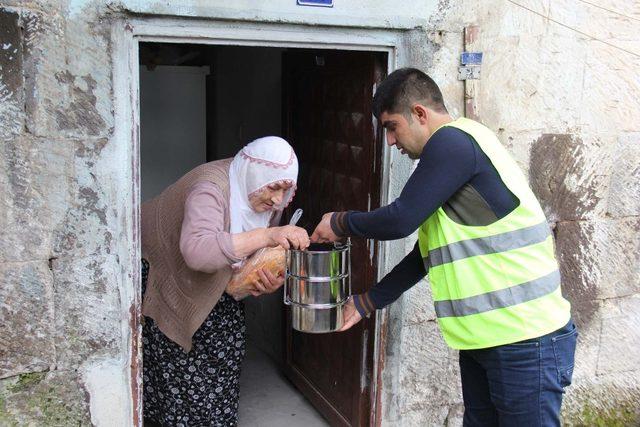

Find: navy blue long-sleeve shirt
<box><xmin>340</xmin><ymin>125</ymin><xmax>519</xmax><ymax>316</ymax></box>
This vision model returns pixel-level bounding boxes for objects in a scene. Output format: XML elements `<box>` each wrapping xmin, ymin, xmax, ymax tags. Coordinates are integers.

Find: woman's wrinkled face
<box><xmin>249</xmin><ymin>181</ymin><xmax>294</xmax><ymax>212</ymax></box>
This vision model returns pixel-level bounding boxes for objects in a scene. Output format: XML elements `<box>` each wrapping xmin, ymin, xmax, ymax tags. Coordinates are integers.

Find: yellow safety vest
<box><xmin>418</xmin><ymin>118</ymin><xmax>571</xmax><ymax>350</ymax></box>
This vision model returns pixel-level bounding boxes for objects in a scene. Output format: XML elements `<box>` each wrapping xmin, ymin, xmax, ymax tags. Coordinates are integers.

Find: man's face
<box><xmin>379</xmin><ymin>111</ymin><xmax>425</xmax><ymax>159</ymax></box>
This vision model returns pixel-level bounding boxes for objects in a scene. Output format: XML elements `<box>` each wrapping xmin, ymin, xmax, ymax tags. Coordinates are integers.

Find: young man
<box><xmin>311</xmin><ymin>68</ymin><xmax>577</xmax><ymax>426</ymax></box>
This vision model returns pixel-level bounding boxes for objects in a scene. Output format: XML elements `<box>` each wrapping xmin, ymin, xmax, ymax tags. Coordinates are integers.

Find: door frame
<box><xmin>112</xmin><ymin>16</ymin><xmax>411</xmax><ymax>426</ymax></box>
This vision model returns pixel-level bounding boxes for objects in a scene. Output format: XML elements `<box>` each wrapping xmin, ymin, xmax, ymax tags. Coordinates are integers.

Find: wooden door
<box><xmin>282</xmin><ymin>49</ymin><xmax>386</xmax><ymax>426</ymax></box>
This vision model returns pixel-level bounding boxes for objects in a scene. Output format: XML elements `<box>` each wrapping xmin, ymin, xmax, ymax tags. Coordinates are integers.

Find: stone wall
<box><xmin>379</xmin><ymin>1</ymin><xmax>640</xmax><ymax>425</ymax></box>
<box><xmin>0</xmin><ymin>2</ymin><xmax>133</xmax><ymax>425</ymax></box>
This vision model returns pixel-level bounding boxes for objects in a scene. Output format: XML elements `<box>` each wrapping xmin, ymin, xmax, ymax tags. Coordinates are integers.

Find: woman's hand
<box><xmin>248</xmin><ymin>268</ymin><xmax>285</xmax><ymax>297</ymax></box>
<box><xmin>232</xmin><ymin>226</ymin><xmax>308</xmax><ymax>259</ymax></box>
<box><xmin>267</xmin><ymin>225</ymin><xmax>310</xmax><ymax>250</ymax></box>
<box><xmin>226</xmin><ymin>267</ymin><xmax>285</xmax><ymax>300</ymax></box>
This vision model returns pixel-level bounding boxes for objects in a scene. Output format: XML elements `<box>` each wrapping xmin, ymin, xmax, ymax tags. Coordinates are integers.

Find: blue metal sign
<box><xmin>460</xmin><ymin>52</ymin><xmax>483</xmax><ymax>65</ymax></box>
<box><xmin>297</xmin><ymin>0</ymin><xmax>333</xmax><ymax>7</ymax></box>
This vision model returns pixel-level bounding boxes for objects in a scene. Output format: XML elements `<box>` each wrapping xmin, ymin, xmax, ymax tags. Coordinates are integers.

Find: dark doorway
<box><xmin>282</xmin><ymin>49</ymin><xmax>386</xmax><ymax>426</ymax></box>
<box><xmin>138</xmin><ymin>42</ymin><xmax>387</xmax><ymax>426</ymax></box>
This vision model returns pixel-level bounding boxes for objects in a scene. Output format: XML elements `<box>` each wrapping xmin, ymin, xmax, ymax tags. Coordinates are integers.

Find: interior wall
<box><xmin>140</xmin><ymin>65</ymin><xmax>209</xmax><ymax>201</ymax></box>
<box><xmin>210</xmin><ymin>46</ymin><xmax>286</xmax><ymax>363</ymax></box>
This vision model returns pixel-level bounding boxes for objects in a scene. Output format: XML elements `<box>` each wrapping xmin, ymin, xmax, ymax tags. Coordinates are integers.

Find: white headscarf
<box><xmin>229</xmin><ymin>136</ymin><xmax>298</xmax><ymax>234</ymax></box>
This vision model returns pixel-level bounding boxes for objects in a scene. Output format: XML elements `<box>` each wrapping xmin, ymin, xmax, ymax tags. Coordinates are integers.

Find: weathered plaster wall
<box><xmin>0</xmin><ymin>2</ymin><xmax>134</xmax><ymax>425</ymax></box>
<box><xmin>379</xmin><ymin>1</ymin><xmax>640</xmax><ymax>425</ymax></box>
<box><xmin>119</xmin><ymin>0</ymin><xmax>439</xmax><ymax>30</ymax></box>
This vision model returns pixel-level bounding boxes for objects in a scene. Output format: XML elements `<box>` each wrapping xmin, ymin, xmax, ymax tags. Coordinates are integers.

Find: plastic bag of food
<box><xmin>227</xmin><ymin>246</ymin><xmax>286</xmax><ymax>300</ymax></box>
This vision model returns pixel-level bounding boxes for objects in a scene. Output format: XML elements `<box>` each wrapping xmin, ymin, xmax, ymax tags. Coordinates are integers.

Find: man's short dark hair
<box><xmin>372</xmin><ymin>68</ymin><xmax>448</xmax><ymax>119</ymax></box>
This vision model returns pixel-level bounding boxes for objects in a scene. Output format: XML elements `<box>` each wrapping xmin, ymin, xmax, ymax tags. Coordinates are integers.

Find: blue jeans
<box><xmin>459</xmin><ymin>320</ymin><xmax>578</xmax><ymax>427</ymax></box>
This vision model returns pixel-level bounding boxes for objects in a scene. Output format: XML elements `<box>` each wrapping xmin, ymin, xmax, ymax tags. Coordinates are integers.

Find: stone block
<box><xmin>592</xmin><ymin>218</ymin><xmax>640</xmax><ymax>300</ymax></box>
<box><xmin>606</xmin><ymin>132</ymin><xmax>640</xmax><ymax>217</ymax></box>
<box><xmin>445</xmin><ymin>403</ymin><xmax>464</xmax><ymax>427</ymax></box>
<box><xmin>479</xmin><ymin>34</ymin><xmax>586</xmax><ymax>134</ymax></box>
<box><xmin>52</xmin><ymin>138</ymin><xmax>115</xmax><ymax>259</ymax></box>
<box><xmin>0</xmin><ymin>8</ymin><xmax>24</xmax><ymax>138</ymax></box>
<box><xmin>51</xmin><ymin>256</ymin><xmax>122</xmax><ymax>369</ymax></box>
<box><xmin>0</xmin><ymin>261</ymin><xmax>55</xmax><ymax>379</ymax></box>
<box><xmin>399</xmin><ymin>323</ymin><xmax>461</xmax><ymax>412</ymax></box>
<box><xmin>503</xmin><ymin>131</ymin><xmax>532</xmax><ymax>175</ymax></box>
<box><xmin>427</xmin><ymin>30</ymin><xmax>464</xmax><ymax>117</ymax></box>
<box><xmin>596</xmin><ymin>296</ymin><xmax>640</xmax><ymax>376</ymax></box>
<box><xmin>562</xmin><ymin>370</ymin><xmax>640</xmax><ymax>426</ymax></box>
<box><xmin>0</xmin><ymin>136</ymin><xmax>73</xmax><ymax>262</ymax></box>
<box><xmin>80</xmin><ymin>356</ymin><xmax>130</xmax><ymax>427</ymax></box>
<box><xmin>570</xmin><ymin>307</ymin><xmax>602</xmax><ymax>380</ymax></box>
<box><xmin>395</xmin><ymin>405</ymin><xmax>450</xmax><ymax>427</ymax></box>
<box><xmin>65</xmin><ymin>11</ymin><xmax>115</xmax><ymax>137</ymax></box>
<box><xmin>475</xmin><ymin>3</ymin><xmax>640</xmax><ymax>136</ymax></box>
<box><xmin>578</xmin><ymin>38</ymin><xmax>640</xmax><ymax>133</ymax></box>
<box><xmin>554</xmin><ymin>219</ymin><xmax>599</xmax><ymax>322</ymax></box>
<box><xmin>497</xmin><ymin>130</ymin><xmax>543</xmax><ymax>180</ymax></box>
<box><xmin>0</xmin><ymin>370</ymin><xmax>90</xmax><ymax>426</ymax></box>
<box><xmin>22</xmin><ymin>8</ymin><xmax>112</xmax><ymax>138</ymax></box>
<box><xmin>555</xmin><ymin>218</ymin><xmax>640</xmax><ymax>325</ymax></box>
<box><xmin>20</xmin><ymin>8</ymin><xmax>63</xmax><ymax>138</ymax></box>
<box><xmin>490</xmin><ymin>0</ymin><xmax>549</xmax><ymax>38</ymax></box>
<box><xmin>548</xmin><ymin>0</ymin><xmax>639</xmax><ymax>44</ymax></box>
<box><xmin>402</xmin><ymin>279</ymin><xmax>436</xmax><ymax>326</ymax></box>
<box><xmin>529</xmin><ymin>133</ymin><xmax>614</xmax><ymax>222</ymax></box>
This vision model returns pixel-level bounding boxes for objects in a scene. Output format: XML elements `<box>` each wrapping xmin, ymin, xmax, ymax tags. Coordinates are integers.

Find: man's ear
<box><xmin>412</xmin><ymin>103</ymin><xmax>429</xmax><ymax>124</ymax></box>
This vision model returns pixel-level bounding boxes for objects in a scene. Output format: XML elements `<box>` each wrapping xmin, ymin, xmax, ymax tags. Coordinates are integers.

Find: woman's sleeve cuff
<box><xmin>217</xmin><ymin>231</ymin><xmax>243</xmax><ymax>265</ymax></box>
<box><xmin>353</xmin><ymin>292</ymin><xmax>376</xmax><ymax>317</ymax></box>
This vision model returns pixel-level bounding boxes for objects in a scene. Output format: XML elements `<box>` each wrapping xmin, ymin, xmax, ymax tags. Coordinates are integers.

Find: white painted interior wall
<box><xmin>139</xmin><ymin>65</ymin><xmax>209</xmax><ymax>201</ymax></box>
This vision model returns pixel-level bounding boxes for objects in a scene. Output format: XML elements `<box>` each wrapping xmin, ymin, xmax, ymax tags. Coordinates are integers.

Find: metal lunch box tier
<box><xmin>290</xmin><ymin>301</ymin><xmax>346</xmax><ymax>333</ymax></box>
<box><xmin>285</xmin><ymin>275</ymin><xmax>349</xmax><ymax>306</ymax></box>
<box><xmin>287</xmin><ymin>243</ymin><xmax>349</xmax><ymax>279</ymax></box>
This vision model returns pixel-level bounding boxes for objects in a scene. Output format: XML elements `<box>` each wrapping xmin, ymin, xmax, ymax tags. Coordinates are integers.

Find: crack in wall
<box><xmin>45</xmin><ymin>256</ymin><xmax>58</xmax><ymax>371</ymax></box>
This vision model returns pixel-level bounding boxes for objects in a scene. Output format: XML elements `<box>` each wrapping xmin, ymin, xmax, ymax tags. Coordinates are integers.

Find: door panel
<box><xmin>282</xmin><ymin>49</ymin><xmax>386</xmax><ymax>426</ymax></box>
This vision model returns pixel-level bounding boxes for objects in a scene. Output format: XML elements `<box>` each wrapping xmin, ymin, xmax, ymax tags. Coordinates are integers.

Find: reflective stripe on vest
<box><xmin>434</xmin><ymin>269</ymin><xmax>560</xmax><ymax>318</ymax></box>
<box><xmin>427</xmin><ymin>220</ymin><xmax>551</xmax><ymax>268</ymax></box>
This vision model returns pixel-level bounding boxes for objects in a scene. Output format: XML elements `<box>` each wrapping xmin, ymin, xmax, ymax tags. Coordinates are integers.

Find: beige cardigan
<box><xmin>141</xmin><ymin>159</ymin><xmax>237</xmax><ymax>352</ymax></box>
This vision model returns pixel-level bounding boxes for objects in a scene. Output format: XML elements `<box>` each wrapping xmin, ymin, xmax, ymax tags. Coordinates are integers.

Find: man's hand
<box><xmin>311</xmin><ymin>212</ymin><xmax>339</xmax><ymax>243</ymax></box>
<box><xmin>249</xmin><ymin>268</ymin><xmax>285</xmax><ymax>297</ymax></box>
<box><xmin>339</xmin><ymin>298</ymin><xmax>363</xmax><ymax>332</ymax></box>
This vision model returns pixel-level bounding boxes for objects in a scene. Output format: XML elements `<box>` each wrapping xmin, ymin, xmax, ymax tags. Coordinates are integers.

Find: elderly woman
<box><xmin>140</xmin><ymin>136</ymin><xmax>309</xmax><ymax>426</ymax></box>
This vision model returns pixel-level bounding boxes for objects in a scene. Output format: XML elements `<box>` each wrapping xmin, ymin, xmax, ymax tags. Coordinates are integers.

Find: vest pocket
<box><xmin>552</xmin><ymin>324</ymin><xmax>578</xmax><ymax>387</ymax></box>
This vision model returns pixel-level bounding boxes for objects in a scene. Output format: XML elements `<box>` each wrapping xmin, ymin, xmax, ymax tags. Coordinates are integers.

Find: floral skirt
<box><xmin>141</xmin><ymin>259</ymin><xmax>246</xmax><ymax>426</ymax></box>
